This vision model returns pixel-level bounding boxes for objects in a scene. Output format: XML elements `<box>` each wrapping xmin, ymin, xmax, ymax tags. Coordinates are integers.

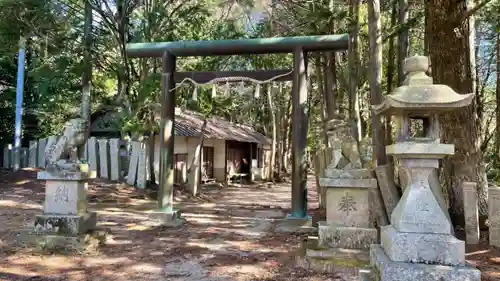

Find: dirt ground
<box><xmin>0</xmin><ymin>168</ymin><xmax>499</xmax><ymax>281</ymax></box>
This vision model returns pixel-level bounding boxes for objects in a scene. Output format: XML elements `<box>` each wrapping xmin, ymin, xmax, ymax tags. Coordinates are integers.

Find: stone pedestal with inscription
<box><xmin>296</xmin><ymin>115</ymin><xmax>379</xmax><ymax>275</ymax></box>
<box><xmin>34</xmin><ymin>170</ymin><xmax>96</xmax><ymax>235</ymax></box>
<box><xmin>366</xmin><ymin>55</ymin><xmax>480</xmax><ymax>281</ymax></box>
<box><xmin>318</xmin><ymin>173</ymin><xmax>378</xmax><ymax>250</ymax></box>
<box><xmin>296</xmin><ymin>168</ymin><xmax>377</xmax><ymax>274</ymax></box>
<box><xmin>18</xmin><ymin>166</ymin><xmax>105</xmax><ymax>252</ymax></box>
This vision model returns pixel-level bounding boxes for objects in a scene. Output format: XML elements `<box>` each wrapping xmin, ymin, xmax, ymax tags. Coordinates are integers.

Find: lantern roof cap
<box><xmin>373</xmin><ymin>56</ymin><xmax>474</xmax><ymax>116</ymax></box>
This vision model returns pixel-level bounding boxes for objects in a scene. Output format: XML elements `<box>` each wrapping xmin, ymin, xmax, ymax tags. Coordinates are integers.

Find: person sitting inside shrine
<box><xmin>239</xmin><ymin>157</ymin><xmax>251</xmax><ymax>182</ymax></box>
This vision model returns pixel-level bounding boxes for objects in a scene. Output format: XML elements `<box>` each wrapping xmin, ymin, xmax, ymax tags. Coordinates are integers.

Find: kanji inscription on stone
<box><xmin>54</xmin><ymin>186</ymin><xmax>69</xmax><ymax>203</ymax></box>
<box><xmin>338</xmin><ymin>192</ymin><xmax>357</xmax><ymax>216</ymax></box>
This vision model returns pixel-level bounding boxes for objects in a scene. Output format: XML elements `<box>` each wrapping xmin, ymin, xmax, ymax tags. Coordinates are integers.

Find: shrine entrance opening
<box><xmin>125</xmin><ymin>35</ymin><xmax>349</xmax><ymax>222</ymax></box>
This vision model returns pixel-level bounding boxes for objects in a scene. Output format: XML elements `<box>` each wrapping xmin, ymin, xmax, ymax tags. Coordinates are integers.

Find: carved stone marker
<box><xmin>29</xmin><ymin>168</ymin><xmax>98</xmax><ymax>249</ymax></box>
<box><xmin>488</xmin><ymin>186</ymin><xmax>500</xmax><ymax>247</ymax></box>
<box><xmin>98</xmin><ymin>139</ymin><xmax>109</xmax><ymax>179</ymax></box>
<box><xmin>3</xmin><ymin>144</ymin><xmax>11</xmax><ymax>168</ymax></box>
<box><xmin>20</xmin><ymin>148</ymin><xmax>28</xmax><ymax>168</ymax></box>
<box><xmin>29</xmin><ymin>141</ymin><xmax>38</xmax><ymax>168</ymax></box>
<box><xmin>87</xmin><ymin>137</ymin><xmax>99</xmax><ymax>178</ymax></box>
<box><xmin>375</xmin><ymin>165</ymin><xmax>400</xmax><ymax>220</ymax></box>
<box><xmin>369</xmin><ymin>55</ymin><xmax>480</xmax><ymax>281</ymax></box>
<box><xmin>37</xmin><ymin>138</ymin><xmax>47</xmax><ymax>168</ymax></box>
<box><xmin>319</xmin><ymin>175</ymin><xmax>379</xmax><ymax>250</ymax></box>
<box><xmin>463</xmin><ymin>182</ymin><xmax>479</xmax><ymax>245</ymax></box>
<box><xmin>109</xmin><ymin>138</ymin><xmax>121</xmax><ymax>181</ymax></box>
<box><xmin>136</xmin><ymin>142</ymin><xmax>148</xmax><ymax>189</ymax></box>
<box><xmin>127</xmin><ymin>141</ymin><xmax>140</xmax><ymax>186</ymax></box>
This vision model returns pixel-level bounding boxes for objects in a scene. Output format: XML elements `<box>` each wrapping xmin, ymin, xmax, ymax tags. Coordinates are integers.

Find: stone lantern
<box><xmin>368</xmin><ymin>55</ymin><xmax>480</xmax><ymax>281</ymax></box>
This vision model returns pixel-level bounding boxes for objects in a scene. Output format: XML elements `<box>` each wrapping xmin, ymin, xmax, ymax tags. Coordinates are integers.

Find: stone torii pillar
<box><xmin>148</xmin><ymin>51</ymin><xmax>182</xmax><ymax>226</ymax></box>
<box><xmin>290</xmin><ymin>47</ymin><xmax>309</xmax><ymax>219</ymax></box>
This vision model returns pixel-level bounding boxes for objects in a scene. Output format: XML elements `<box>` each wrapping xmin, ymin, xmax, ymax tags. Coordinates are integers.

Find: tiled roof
<box><xmin>174</xmin><ymin>109</ymin><xmax>270</xmax><ymax>145</ymax></box>
<box><xmin>89</xmin><ymin>106</ymin><xmax>270</xmax><ymax>145</ymax></box>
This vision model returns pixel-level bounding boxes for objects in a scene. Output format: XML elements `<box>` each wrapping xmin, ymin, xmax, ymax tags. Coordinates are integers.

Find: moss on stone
<box><xmin>306</xmin><ymin>256</ymin><xmax>370</xmax><ymax>268</ymax></box>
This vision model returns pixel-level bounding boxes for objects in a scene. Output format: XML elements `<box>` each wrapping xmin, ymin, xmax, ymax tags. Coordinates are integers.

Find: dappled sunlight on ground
<box><xmin>1</xmin><ymin>168</ymin><xmax>498</xmax><ymax>280</ymax></box>
<box><xmin>0</xmin><ymin>168</ymin><xmax>333</xmax><ymax>281</ymax></box>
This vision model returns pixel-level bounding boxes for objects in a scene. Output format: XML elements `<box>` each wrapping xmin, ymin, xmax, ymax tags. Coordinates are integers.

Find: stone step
<box><xmin>15</xmin><ymin>227</ymin><xmax>109</xmax><ymax>253</ymax></box>
<box><xmin>305</xmin><ymin>236</ymin><xmax>370</xmax><ymax>261</ymax></box>
<box><xmin>371</xmin><ymin>244</ymin><xmax>480</xmax><ymax>281</ymax></box>
<box><xmin>295</xmin><ymin>236</ymin><xmax>370</xmax><ymax>276</ymax></box>
<box><xmin>34</xmin><ymin>212</ymin><xmax>97</xmax><ymax>236</ymax></box>
<box><xmin>318</xmin><ymin>222</ymin><xmax>378</xmax><ymax>250</ymax></box>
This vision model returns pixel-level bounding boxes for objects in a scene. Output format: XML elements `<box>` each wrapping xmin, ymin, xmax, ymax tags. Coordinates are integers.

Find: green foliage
<box><xmin>0</xmin><ymin>0</ymin><xmax>498</xmax><ymax>182</ymax></box>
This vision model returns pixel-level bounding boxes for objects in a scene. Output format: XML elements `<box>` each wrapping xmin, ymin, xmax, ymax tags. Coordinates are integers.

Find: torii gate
<box><xmin>125</xmin><ymin>34</ymin><xmax>349</xmax><ymax>224</ymax></box>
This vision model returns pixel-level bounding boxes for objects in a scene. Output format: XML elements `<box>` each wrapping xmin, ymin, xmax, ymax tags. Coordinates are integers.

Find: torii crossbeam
<box><xmin>126</xmin><ymin>34</ymin><xmax>349</xmax><ymax>224</ymax></box>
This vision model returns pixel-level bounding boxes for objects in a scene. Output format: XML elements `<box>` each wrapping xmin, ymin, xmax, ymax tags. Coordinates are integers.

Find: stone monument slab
<box><xmin>87</xmin><ymin>137</ymin><xmax>99</xmax><ymax>178</ymax></box>
<box><xmin>3</xmin><ymin>144</ymin><xmax>12</xmax><ymax>168</ymax></box>
<box><xmin>98</xmin><ymin>139</ymin><xmax>109</xmax><ymax>179</ymax></box>
<box><xmin>109</xmin><ymin>138</ymin><xmax>121</xmax><ymax>181</ymax></box>
<box><xmin>462</xmin><ymin>182</ymin><xmax>479</xmax><ymax>245</ymax></box>
<box><xmin>136</xmin><ymin>142</ymin><xmax>148</xmax><ymax>189</ymax></box>
<box><xmin>375</xmin><ymin>165</ymin><xmax>400</xmax><ymax>218</ymax></box>
<box><xmin>29</xmin><ymin>141</ymin><xmax>38</xmax><ymax>168</ymax></box>
<box><xmin>20</xmin><ymin>148</ymin><xmax>28</xmax><ymax>168</ymax></box>
<box><xmin>127</xmin><ymin>141</ymin><xmax>140</xmax><ymax>186</ymax></box>
<box><xmin>488</xmin><ymin>186</ymin><xmax>500</xmax><ymax>247</ymax></box>
<box><xmin>37</xmin><ymin>138</ymin><xmax>47</xmax><ymax>168</ymax></box>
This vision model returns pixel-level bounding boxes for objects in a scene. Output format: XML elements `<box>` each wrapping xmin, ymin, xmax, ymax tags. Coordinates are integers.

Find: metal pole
<box><xmin>290</xmin><ymin>47</ymin><xmax>309</xmax><ymax>219</ymax></box>
<box><xmin>158</xmin><ymin>51</ymin><xmax>176</xmax><ymax>211</ymax></box>
<box><xmin>13</xmin><ymin>36</ymin><xmax>26</xmax><ymax>172</ymax></box>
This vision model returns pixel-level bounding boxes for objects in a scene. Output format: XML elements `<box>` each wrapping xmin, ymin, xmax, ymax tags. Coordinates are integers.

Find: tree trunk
<box><xmin>316</xmin><ymin>56</ymin><xmax>329</xmax><ymax>147</ymax></box>
<box><xmin>186</xmin><ymin>118</ymin><xmax>207</xmax><ymax>196</ymax></box>
<box><xmin>427</xmin><ymin>0</ymin><xmax>487</xmax><ymax>227</ymax></box>
<box><xmin>368</xmin><ymin>0</ymin><xmax>386</xmax><ymax>166</ymax></box>
<box><xmin>385</xmin><ymin>1</ymin><xmax>397</xmax><ymax>148</ymax></box>
<box><xmin>325</xmin><ymin>6</ymin><xmax>339</xmax><ymax>119</ymax></box>
<box><xmin>424</xmin><ymin>2</ymin><xmax>430</xmax><ymax>56</ymax></box>
<box><xmin>283</xmin><ymin>97</ymin><xmax>292</xmax><ymax>174</ymax></box>
<box><xmin>324</xmin><ymin>52</ymin><xmax>337</xmax><ymax>119</ymax></box>
<box><xmin>348</xmin><ymin>0</ymin><xmax>361</xmax><ymax>142</ymax></box>
<box><xmin>398</xmin><ymin>0</ymin><xmax>409</xmax><ymax>85</ymax></box>
<box><xmin>148</xmin><ymin>128</ymin><xmax>156</xmax><ymax>185</ymax></box>
<box><xmin>275</xmin><ymin>85</ymin><xmax>283</xmax><ymax>180</ymax></box>
<box><xmin>267</xmin><ymin>84</ymin><xmax>277</xmax><ymax>181</ymax></box>
<box><xmin>495</xmin><ymin>34</ymin><xmax>500</xmax><ymax>165</ymax></box>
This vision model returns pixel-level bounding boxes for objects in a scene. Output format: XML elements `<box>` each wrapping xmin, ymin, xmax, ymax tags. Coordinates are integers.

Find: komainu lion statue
<box><xmin>326</xmin><ymin>115</ymin><xmax>373</xmax><ymax>170</ymax></box>
<box><xmin>45</xmin><ymin>118</ymin><xmax>87</xmax><ymax>174</ymax></box>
